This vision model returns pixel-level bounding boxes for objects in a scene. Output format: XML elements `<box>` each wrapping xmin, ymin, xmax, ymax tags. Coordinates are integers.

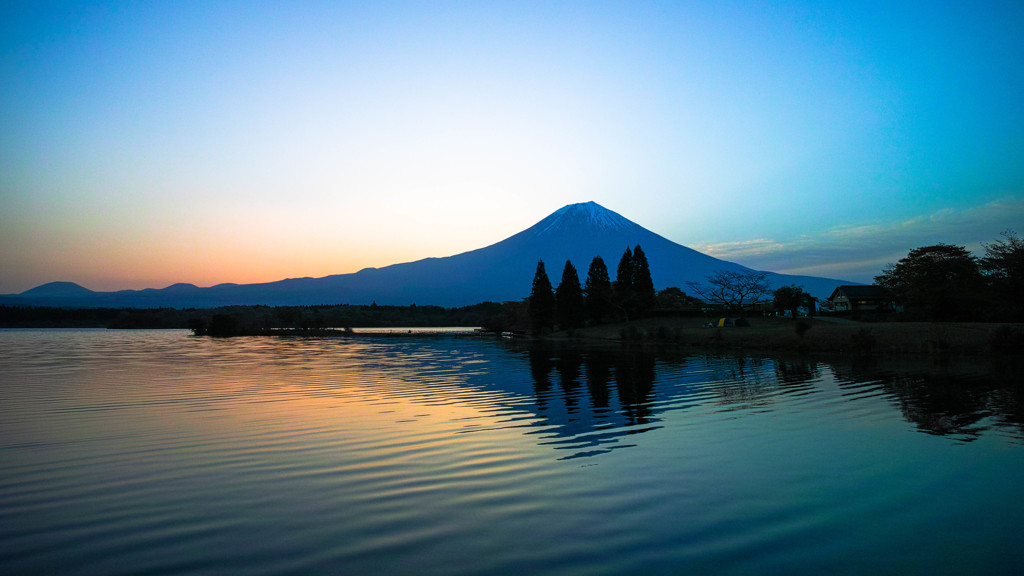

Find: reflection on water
<box><xmin>833</xmin><ymin>357</ymin><xmax>1024</xmax><ymax>442</ymax></box>
<box><xmin>524</xmin><ymin>344</ymin><xmax>661</xmax><ymax>459</ymax></box>
<box><xmin>1</xmin><ymin>329</ymin><xmax>1022</xmax><ymax>576</ymax></box>
<box><xmin>513</xmin><ymin>342</ymin><xmax>1024</xmax><ymax>458</ymax></box>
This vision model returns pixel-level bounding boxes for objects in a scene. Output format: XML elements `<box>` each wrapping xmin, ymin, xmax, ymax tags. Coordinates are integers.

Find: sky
<box><xmin>2</xmin><ymin>0</ymin><xmax>1022</xmax><ymax>294</ymax></box>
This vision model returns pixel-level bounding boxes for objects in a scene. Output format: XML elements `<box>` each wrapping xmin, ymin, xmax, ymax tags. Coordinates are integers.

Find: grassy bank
<box><xmin>547</xmin><ymin>316</ymin><xmax>1024</xmax><ymax>357</ymax></box>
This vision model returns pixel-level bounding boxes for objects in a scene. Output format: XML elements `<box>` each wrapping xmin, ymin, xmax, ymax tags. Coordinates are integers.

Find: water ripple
<box><xmin>2</xmin><ymin>330</ymin><xmax>1023</xmax><ymax>575</ymax></box>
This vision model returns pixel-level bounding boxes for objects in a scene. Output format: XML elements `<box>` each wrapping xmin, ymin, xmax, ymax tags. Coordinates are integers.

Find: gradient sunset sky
<box><xmin>2</xmin><ymin>1</ymin><xmax>1022</xmax><ymax>294</ymax></box>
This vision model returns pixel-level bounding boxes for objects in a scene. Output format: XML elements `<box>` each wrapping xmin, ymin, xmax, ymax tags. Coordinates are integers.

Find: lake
<box><xmin>2</xmin><ymin>329</ymin><xmax>1022</xmax><ymax>575</ymax></box>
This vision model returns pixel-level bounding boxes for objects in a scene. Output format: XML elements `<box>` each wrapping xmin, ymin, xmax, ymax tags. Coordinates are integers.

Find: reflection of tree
<box><xmin>989</xmin><ymin>381</ymin><xmax>1024</xmax><ymax>435</ymax></box>
<box><xmin>557</xmin><ymin>349</ymin><xmax>583</xmax><ymax>413</ymax></box>
<box><xmin>522</xmin><ymin>342</ymin><xmax>1024</xmax><ymax>460</ymax></box>
<box><xmin>522</xmin><ymin>344</ymin><xmax>661</xmax><ymax>457</ymax></box>
<box><xmin>833</xmin><ymin>359</ymin><xmax>1024</xmax><ymax>441</ymax></box>
<box><xmin>705</xmin><ymin>356</ymin><xmax>779</xmax><ymax>408</ymax></box>
<box><xmin>888</xmin><ymin>374</ymin><xmax>991</xmax><ymax>439</ymax></box>
<box><xmin>584</xmin><ymin>352</ymin><xmax>612</xmax><ymax>409</ymax></box>
<box><xmin>528</xmin><ymin>345</ymin><xmax>554</xmax><ymax>409</ymax></box>
<box><xmin>774</xmin><ymin>359</ymin><xmax>821</xmax><ymax>384</ymax></box>
<box><xmin>614</xmin><ymin>350</ymin><xmax>657</xmax><ymax>426</ymax></box>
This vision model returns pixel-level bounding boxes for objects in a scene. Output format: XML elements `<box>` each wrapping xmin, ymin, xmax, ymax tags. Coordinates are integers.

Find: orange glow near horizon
<box><xmin>3</xmin><ymin>2</ymin><xmax>1022</xmax><ymax>294</ymax></box>
<box><xmin>8</xmin><ymin>210</ymin><xmax>528</xmax><ymax>293</ymax></box>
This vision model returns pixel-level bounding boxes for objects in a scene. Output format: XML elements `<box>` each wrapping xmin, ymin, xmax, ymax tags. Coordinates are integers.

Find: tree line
<box><xmin>527</xmin><ymin>245</ymin><xmax>701</xmax><ymax>333</ymax></box>
<box><xmin>683</xmin><ymin>230</ymin><xmax>1024</xmax><ymax>323</ymax></box>
<box><xmin>667</xmin><ymin>230</ymin><xmax>1024</xmax><ymax>324</ymax></box>
<box><xmin>872</xmin><ymin>231</ymin><xmax>1023</xmax><ymax>321</ymax></box>
<box><xmin>0</xmin><ymin>302</ymin><xmax>520</xmax><ymax>333</ymax></box>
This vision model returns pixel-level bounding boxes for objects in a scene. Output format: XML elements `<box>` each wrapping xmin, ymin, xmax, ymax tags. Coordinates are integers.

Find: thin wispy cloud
<box><xmin>694</xmin><ymin>197</ymin><xmax>1024</xmax><ymax>283</ymax></box>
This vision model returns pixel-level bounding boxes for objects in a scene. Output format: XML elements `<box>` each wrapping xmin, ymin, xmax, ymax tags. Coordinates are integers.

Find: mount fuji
<box><xmin>3</xmin><ymin>202</ymin><xmax>851</xmax><ymax>308</ymax></box>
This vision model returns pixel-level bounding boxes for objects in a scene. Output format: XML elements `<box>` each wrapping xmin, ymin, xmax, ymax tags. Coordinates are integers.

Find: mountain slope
<box><xmin>2</xmin><ymin>202</ymin><xmax>852</xmax><ymax>307</ymax></box>
<box><xmin>305</xmin><ymin>201</ymin><xmax>847</xmax><ymax>305</ymax></box>
<box><xmin>17</xmin><ymin>281</ymin><xmax>95</xmax><ymax>298</ymax></box>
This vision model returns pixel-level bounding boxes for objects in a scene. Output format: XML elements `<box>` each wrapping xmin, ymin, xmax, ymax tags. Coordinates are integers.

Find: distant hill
<box><xmin>17</xmin><ymin>281</ymin><xmax>96</xmax><ymax>298</ymax></box>
<box><xmin>1</xmin><ymin>202</ymin><xmax>853</xmax><ymax>308</ymax></box>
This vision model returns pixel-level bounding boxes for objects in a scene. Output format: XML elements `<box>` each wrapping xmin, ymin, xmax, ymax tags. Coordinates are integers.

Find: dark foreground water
<box><xmin>2</xmin><ymin>329</ymin><xmax>1023</xmax><ymax>575</ymax></box>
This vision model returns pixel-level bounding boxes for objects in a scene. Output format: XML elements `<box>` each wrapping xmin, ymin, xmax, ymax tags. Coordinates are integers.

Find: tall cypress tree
<box><xmin>528</xmin><ymin>260</ymin><xmax>555</xmax><ymax>333</ymax></box>
<box><xmin>555</xmin><ymin>260</ymin><xmax>585</xmax><ymax>330</ymax></box>
<box><xmin>631</xmin><ymin>245</ymin><xmax>656</xmax><ymax>316</ymax></box>
<box><xmin>584</xmin><ymin>256</ymin><xmax>614</xmax><ymax>325</ymax></box>
<box><xmin>614</xmin><ymin>247</ymin><xmax>634</xmax><ymax>320</ymax></box>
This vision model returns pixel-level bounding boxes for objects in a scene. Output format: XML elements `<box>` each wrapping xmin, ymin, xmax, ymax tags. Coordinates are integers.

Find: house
<box><xmin>827</xmin><ymin>285</ymin><xmax>894</xmax><ymax>312</ymax></box>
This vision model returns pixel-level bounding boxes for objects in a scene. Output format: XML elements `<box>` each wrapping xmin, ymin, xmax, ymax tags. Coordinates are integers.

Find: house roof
<box><xmin>828</xmin><ymin>285</ymin><xmax>892</xmax><ymax>301</ymax></box>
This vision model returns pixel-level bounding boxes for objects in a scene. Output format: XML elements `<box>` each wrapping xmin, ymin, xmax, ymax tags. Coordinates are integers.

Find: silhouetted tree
<box><xmin>187</xmin><ymin>317</ymin><xmax>208</xmax><ymax>335</ymax></box>
<box><xmin>875</xmin><ymin>244</ymin><xmax>985</xmax><ymax>320</ymax></box>
<box><xmin>584</xmin><ymin>257</ymin><xmax>614</xmax><ymax>324</ymax></box>
<box><xmin>686</xmin><ymin>270</ymin><xmax>771</xmax><ymax>312</ymax></box>
<box><xmin>981</xmin><ymin>230</ymin><xmax>1024</xmax><ymax>320</ymax></box>
<box><xmin>481</xmin><ymin>300</ymin><xmax>528</xmax><ymax>333</ymax></box>
<box><xmin>207</xmin><ymin>313</ymin><xmax>240</xmax><ymax>337</ymax></box>
<box><xmin>631</xmin><ymin>245</ymin><xmax>656</xmax><ymax>316</ymax></box>
<box><xmin>613</xmin><ymin>246</ymin><xmax>634</xmax><ymax>309</ymax></box>
<box><xmin>612</xmin><ymin>247</ymin><xmax>636</xmax><ymax>322</ymax></box>
<box><xmin>529</xmin><ymin>260</ymin><xmax>556</xmax><ymax>333</ymax></box>
<box><xmin>655</xmin><ymin>287</ymin><xmax>702</xmax><ymax>309</ymax></box>
<box><xmin>773</xmin><ymin>285</ymin><xmax>813</xmax><ymax>319</ymax></box>
<box><xmin>555</xmin><ymin>260</ymin><xmax>586</xmax><ymax>330</ymax></box>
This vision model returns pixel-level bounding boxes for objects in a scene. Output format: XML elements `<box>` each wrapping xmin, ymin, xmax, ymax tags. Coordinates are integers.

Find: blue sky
<box><xmin>2</xmin><ymin>0</ymin><xmax>1022</xmax><ymax>293</ymax></box>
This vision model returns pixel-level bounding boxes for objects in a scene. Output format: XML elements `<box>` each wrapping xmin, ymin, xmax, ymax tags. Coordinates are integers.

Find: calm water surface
<box><xmin>1</xmin><ymin>329</ymin><xmax>1022</xmax><ymax>575</ymax></box>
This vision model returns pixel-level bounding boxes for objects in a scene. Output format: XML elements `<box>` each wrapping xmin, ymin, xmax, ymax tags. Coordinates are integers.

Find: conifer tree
<box><xmin>631</xmin><ymin>245</ymin><xmax>656</xmax><ymax>315</ymax></box>
<box><xmin>555</xmin><ymin>260</ymin><xmax>585</xmax><ymax>330</ymax></box>
<box><xmin>584</xmin><ymin>256</ymin><xmax>614</xmax><ymax>325</ymax></box>
<box><xmin>613</xmin><ymin>246</ymin><xmax>634</xmax><ymax>313</ymax></box>
<box><xmin>528</xmin><ymin>260</ymin><xmax>555</xmax><ymax>333</ymax></box>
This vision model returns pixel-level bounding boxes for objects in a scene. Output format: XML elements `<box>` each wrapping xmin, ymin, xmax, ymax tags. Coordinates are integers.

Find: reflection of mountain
<box><xmin>468</xmin><ymin>344</ymin><xmax>1024</xmax><ymax>459</ymax></box>
<box><xmin>1</xmin><ymin>202</ymin><xmax>851</xmax><ymax>308</ymax></box>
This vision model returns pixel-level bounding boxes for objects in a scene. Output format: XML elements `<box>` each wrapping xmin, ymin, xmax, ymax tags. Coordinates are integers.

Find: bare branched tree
<box><xmin>686</xmin><ymin>270</ymin><xmax>772</xmax><ymax>312</ymax></box>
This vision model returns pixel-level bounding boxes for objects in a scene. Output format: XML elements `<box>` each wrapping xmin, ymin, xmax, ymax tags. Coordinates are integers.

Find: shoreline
<box><xmin>539</xmin><ymin>317</ymin><xmax>1024</xmax><ymax>358</ymax></box>
<box><xmin>26</xmin><ymin>315</ymin><xmax>1013</xmax><ymax>358</ymax></box>
<box><xmin>251</xmin><ymin>317</ymin><xmax>1023</xmax><ymax>359</ymax></box>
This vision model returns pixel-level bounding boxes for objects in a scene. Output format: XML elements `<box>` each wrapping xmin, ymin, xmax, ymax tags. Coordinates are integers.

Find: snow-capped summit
<box><xmin>535</xmin><ymin>201</ymin><xmax>634</xmax><ymax>235</ymax></box>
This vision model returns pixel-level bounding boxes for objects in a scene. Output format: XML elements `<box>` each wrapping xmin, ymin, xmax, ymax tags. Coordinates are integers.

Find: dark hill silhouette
<box><xmin>2</xmin><ymin>202</ymin><xmax>852</xmax><ymax>308</ymax></box>
<box><xmin>18</xmin><ymin>281</ymin><xmax>95</xmax><ymax>298</ymax></box>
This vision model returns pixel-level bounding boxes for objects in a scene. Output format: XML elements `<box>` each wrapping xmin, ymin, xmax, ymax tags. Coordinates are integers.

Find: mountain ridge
<box><xmin>18</xmin><ymin>281</ymin><xmax>96</xmax><ymax>297</ymax></box>
<box><xmin>2</xmin><ymin>202</ymin><xmax>854</xmax><ymax>308</ymax></box>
